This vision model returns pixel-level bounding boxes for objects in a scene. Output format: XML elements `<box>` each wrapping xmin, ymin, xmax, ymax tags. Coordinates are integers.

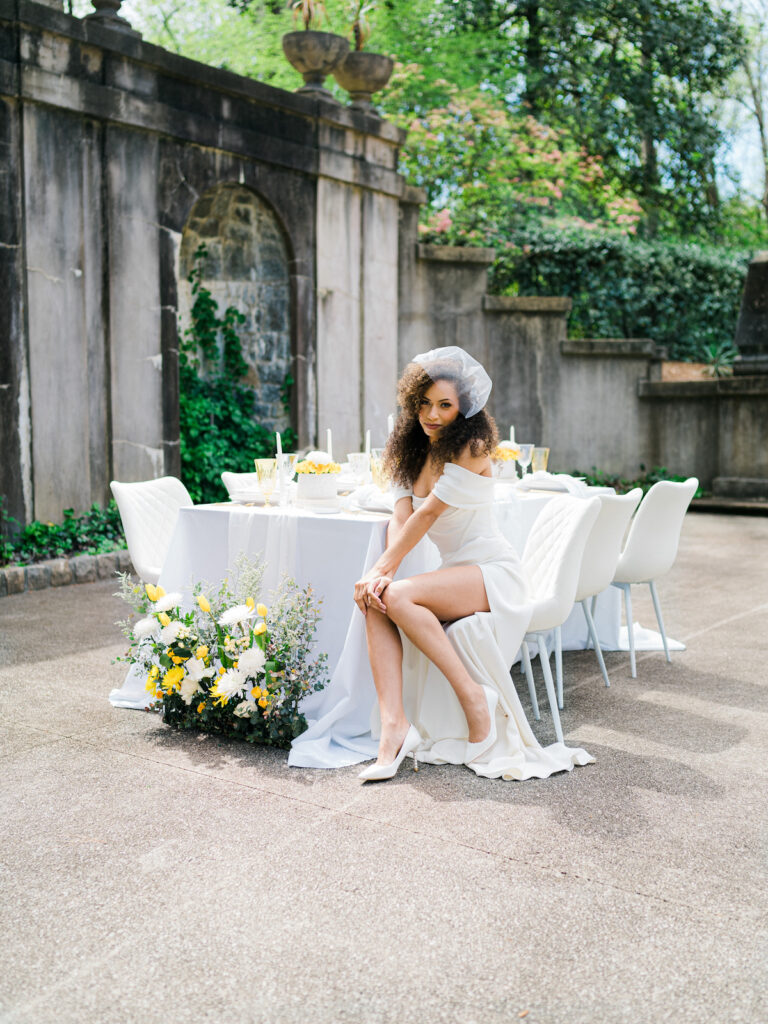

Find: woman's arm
<box><xmin>353</xmin><ymin>493</ymin><xmax>447</xmax><ymax>615</ymax></box>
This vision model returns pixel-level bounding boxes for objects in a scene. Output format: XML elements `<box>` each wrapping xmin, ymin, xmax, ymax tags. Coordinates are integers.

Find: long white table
<box><xmin>109</xmin><ymin>487</ymin><xmax>623</xmax><ymax>709</ymax></box>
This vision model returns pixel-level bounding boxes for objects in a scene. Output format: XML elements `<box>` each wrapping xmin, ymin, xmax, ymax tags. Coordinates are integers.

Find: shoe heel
<box><xmin>412</xmin><ymin>751</ymin><xmax>419</xmax><ymax>773</ymax></box>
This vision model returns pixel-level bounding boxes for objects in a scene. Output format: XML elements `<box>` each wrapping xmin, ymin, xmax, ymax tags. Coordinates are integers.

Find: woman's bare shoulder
<box><xmin>452</xmin><ymin>444</ymin><xmax>492</xmax><ymax>476</ymax></box>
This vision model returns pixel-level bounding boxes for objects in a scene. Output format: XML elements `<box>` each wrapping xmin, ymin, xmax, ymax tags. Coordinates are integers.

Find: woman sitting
<box><xmin>354</xmin><ymin>346</ymin><xmax>593</xmax><ymax>782</ymax></box>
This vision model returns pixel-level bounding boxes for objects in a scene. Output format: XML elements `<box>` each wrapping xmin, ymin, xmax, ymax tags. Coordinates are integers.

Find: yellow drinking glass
<box><xmin>254</xmin><ymin>457</ymin><xmax>277</xmax><ymax>507</ymax></box>
<box><xmin>371</xmin><ymin>456</ymin><xmax>390</xmax><ymax>492</ymax></box>
<box><xmin>531</xmin><ymin>447</ymin><xmax>550</xmax><ymax>473</ymax></box>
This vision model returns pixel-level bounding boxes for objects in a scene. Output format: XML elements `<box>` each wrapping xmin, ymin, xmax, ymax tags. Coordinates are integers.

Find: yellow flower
<box><xmin>170</xmin><ymin>655</ymin><xmax>188</xmax><ymax>665</ymax></box>
<box><xmin>158</xmin><ymin>612</ymin><xmax>171</xmax><ymax>627</ymax></box>
<box><xmin>245</xmin><ymin>597</ymin><xmax>255</xmax><ymax>611</ymax></box>
<box><xmin>195</xmin><ymin>645</ymin><xmax>209</xmax><ymax>660</ymax></box>
<box><xmin>258</xmin><ymin>698</ymin><xmax>268</xmax><ymax>708</ymax></box>
<box><xmin>197</xmin><ymin>594</ymin><xmax>211</xmax><ymax>614</ymax></box>
<box><xmin>219</xmin><ymin>666</ymin><xmax>226</xmax><ymax>675</ymax></box>
<box><xmin>144</xmin><ymin>677</ymin><xmax>156</xmax><ymax>692</ymax></box>
<box><xmin>155</xmin><ymin>689</ymin><xmax>164</xmax><ymax>700</ymax></box>
<box><xmin>251</xmin><ymin>686</ymin><xmax>262</xmax><ymax>699</ymax></box>
<box><xmin>144</xmin><ymin>665</ymin><xmax>160</xmax><ymax>691</ymax></box>
<box><xmin>254</xmin><ymin>621</ymin><xmax>267</xmax><ymax>636</ymax></box>
<box><xmin>145</xmin><ymin>583</ymin><xmax>158</xmax><ymax>602</ymax></box>
<box><xmin>163</xmin><ymin>666</ymin><xmax>185</xmax><ymax>691</ymax></box>
<box><xmin>148</xmin><ymin>665</ymin><xmax>159</xmax><ymax>681</ymax></box>
<box><xmin>197</xmin><ymin>701</ymin><xmax>205</xmax><ymax>714</ymax></box>
<box><xmin>256</xmin><ymin>603</ymin><xmax>268</xmax><ymax>618</ymax></box>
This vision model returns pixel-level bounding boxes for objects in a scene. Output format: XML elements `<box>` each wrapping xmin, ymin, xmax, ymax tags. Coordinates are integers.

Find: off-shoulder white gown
<box><xmin>289</xmin><ymin>463</ymin><xmax>593</xmax><ymax>780</ymax></box>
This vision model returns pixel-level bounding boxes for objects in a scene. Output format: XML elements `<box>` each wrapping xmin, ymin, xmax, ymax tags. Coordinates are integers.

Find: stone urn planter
<box><xmin>282</xmin><ymin>31</ymin><xmax>350</xmax><ymax>98</ymax></box>
<box><xmin>333</xmin><ymin>51</ymin><xmax>394</xmax><ymax>110</ymax></box>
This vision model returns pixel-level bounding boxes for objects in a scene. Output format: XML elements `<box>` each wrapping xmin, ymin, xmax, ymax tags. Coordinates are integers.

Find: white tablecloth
<box><xmin>108</xmin><ymin>487</ymin><xmax>623</xmax><ymax>709</ymax></box>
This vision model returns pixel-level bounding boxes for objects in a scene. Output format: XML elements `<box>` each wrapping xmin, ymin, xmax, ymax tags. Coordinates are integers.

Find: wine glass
<box><xmin>254</xmin><ymin>457</ymin><xmax>277</xmax><ymax>507</ymax></box>
<box><xmin>347</xmin><ymin>452</ymin><xmax>371</xmax><ymax>487</ymax></box>
<box><xmin>276</xmin><ymin>453</ymin><xmax>297</xmax><ymax>506</ymax></box>
<box><xmin>516</xmin><ymin>443</ymin><xmax>533</xmax><ymax>477</ymax></box>
<box><xmin>531</xmin><ymin>446</ymin><xmax>550</xmax><ymax>474</ymax></box>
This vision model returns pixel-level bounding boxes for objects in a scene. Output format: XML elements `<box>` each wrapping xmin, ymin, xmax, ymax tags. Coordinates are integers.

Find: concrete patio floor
<box><xmin>1</xmin><ymin>512</ymin><xmax>766</xmax><ymax>1024</ymax></box>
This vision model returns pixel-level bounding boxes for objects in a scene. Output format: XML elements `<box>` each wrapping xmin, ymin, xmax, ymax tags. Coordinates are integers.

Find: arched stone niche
<box><xmin>178</xmin><ymin>184</ymin><xmax>292</xmax><ymax>432</ymax></box>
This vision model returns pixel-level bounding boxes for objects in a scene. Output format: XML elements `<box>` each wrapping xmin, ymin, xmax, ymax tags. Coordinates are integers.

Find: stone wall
<box><xmin>1</xmin><ymin>0</ymin><xmax>405</xmax><ymax>528</ymax></box>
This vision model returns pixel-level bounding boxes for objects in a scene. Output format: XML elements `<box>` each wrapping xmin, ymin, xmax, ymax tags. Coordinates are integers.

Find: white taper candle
<box><xmin>509</xmin><ymin>425</ymin><xmax>516</xmax><ymax>445</ymax></box>
<box><xmin>326</xmin><ymin>428</ymin><xmax>333</xmax><ymax>461</ymax></box>
<box><xmin>387</xmin><ymin>413</ymin><xmax>395</xmax><ymax>435</ymax></box>
<box><xmin>276</xmin><ymin>432</ymin><xmax>282</xmax><ymax>455</ymax></box>
<box><xmin>365</xmin><ymin>429</ymin><xmax>371</xmax><ymax>455</ymax></box>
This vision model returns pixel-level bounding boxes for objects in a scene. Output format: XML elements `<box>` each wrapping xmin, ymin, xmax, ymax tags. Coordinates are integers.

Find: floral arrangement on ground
<box><xmin>116</xmin><ymin>558</ymin><xmax>328</xmax><ymax>748</ymax></box>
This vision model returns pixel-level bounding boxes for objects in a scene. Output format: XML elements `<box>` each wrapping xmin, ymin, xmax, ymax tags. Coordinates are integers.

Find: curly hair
<box><xmin>384</xmin><ymin>361</ymin><xmax>498</xmax><ymax>487</ymax></box>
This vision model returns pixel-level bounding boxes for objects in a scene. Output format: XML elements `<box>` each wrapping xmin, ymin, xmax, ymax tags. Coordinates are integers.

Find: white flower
<box><xmin>180</xmin><ymin>675</ymin><xmax>202</xmax><ymax>705</ymax></box>
<box><xmin>497</xmin><ymin>440</ymin><xmax>517</xmax><ymax>450</ymax></box>
<box><xmin>238</xmin><ymin>646</ymin><xmax>266</xmax><ymax>676</ymax></box>
<box><xmin>305</xmin><ymin>450</ymin><xmax>331</xmax><ymax>464</ymax></box>
<box><xmin>218</xmin><ymin>604</ymin><xmax>255</xmax><ymax>628</ymax></box>
<box><xmin>201</xmin><ymin>667</ymin><xmax>216</xmax><ymax>680</ymax></box>
<box><xmin>134</xmin><ymin>616</ymin><xmax>159</xmax><ymax>640</ymax></box>
<box><xmin>216</xmin><ymin>667</ymin><xmax>247</xmax><ymax>699</ymax></box>
<box><xmin>186</xmin><ymin>657</ymin><xmax>205</xmax><ymax>682</ymax></box>
<box><xmin>153</xmin><ymin>592</ymin><xmax>184</xmax><ymax>613</ymax></box>
<box><xmin>160</xmin><ymin>620</ymin><xmax>184</xmax><ymax>644</ymax></box>
<box><xmin>233</xmin><ymin>699</ymin><xmax>257</xmax><ymax>718</ymax></box>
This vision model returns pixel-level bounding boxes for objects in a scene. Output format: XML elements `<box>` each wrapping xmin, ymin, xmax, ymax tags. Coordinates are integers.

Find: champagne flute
<box><xmin>516</xmin><ymin>443</ymin><xmax>533</xmax><ymax>477</ymax></box>
<box><xmin>531</xmin><ymin>446</ymin><xmax>550</xmax><ymax>474</ymax></box>
<box><xmin>276</xmin><ymin>453</ymin><xmax>297</xmax><ymax>506</ymax></box>
<box><xmin>370</xmin><ymin>456</ymin><xmax>390</xmax><ymax>492</ymax></box>
<box><xmin>254</xmin><ymin>457</ymin><xmax>277</xmax><ymax>507</ymax></box>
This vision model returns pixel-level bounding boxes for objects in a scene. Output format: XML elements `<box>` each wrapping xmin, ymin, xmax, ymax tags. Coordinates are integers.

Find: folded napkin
<box><xmin>517</xmin><ymin>471</ymin><xmax>588</xmax><ymax>497</ymax></box>
<box><xmin>352</xmin><ymin>484</ymin><xmax>394</xmax><ymax>513</ymax></box>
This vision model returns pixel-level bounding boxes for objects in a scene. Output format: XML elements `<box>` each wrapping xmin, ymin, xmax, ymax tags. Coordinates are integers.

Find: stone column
<box><xmin>734</xmin><ymin>251</ymin><xmax>768</xmax><ymax>375</ymax></box>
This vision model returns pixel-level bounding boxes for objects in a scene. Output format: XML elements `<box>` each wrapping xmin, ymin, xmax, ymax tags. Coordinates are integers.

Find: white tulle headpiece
<box><xmin>411</xmin><ymin>345</ymin><xmax>492</xmax><ymax>418</ymax></box>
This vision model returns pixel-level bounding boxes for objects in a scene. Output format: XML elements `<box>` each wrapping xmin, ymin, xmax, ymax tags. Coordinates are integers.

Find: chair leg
<box><xmin>536</xmin><ymin>633</ymin><xmax>564</xmax><ymax>744</ymax></box>
<box><xmin>520</xmin><ymin>641</ymin><xmax>540</xmax><ymax>720</ymax></box>
<box><xmin>649</xmin><ymin>580</ymin><xmax>671</xmax><ymax>663</ymax></box>
<box><xmin>582</xmin><ymin>599</ymin><xmax>610</xmax><ymax>688</ymax></box>
<box><xmin>554</xmin><ymin>625</ymin><xmax>563</xmax><ymax>709</ymax></box>
<box><xmin>620</xmin><ymin>583</ymin><xmax>636</xmax><ymax>678</ymax></box>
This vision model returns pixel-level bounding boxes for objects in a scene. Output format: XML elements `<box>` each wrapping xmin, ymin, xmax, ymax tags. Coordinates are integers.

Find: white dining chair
<box><xmin>518</xmin><ymin>495</ymin><xmax>601</xmax><ymax>743</ymax></box>
<box><xmin>553</xmin><ymin>488</ymin><xmax>642</xmax><ymax>704</ymax></box>
<box><xmin>110</xmin><ymin>476</ymin><xmax>193</xmax><ymax>584</ymax></box>
<box><xmin>611</xmin><ymin>477</ymin><xmax>698</xmax><ymax>677</ymax></box>
<box><xmin>221</xmin><ymin>471</ymin><xmax>261</xmax><ymax>498</ymax></box>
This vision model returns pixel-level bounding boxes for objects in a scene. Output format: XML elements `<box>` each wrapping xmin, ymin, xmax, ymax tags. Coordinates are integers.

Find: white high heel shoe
<box><xmin>358</xmin><ymin>724</ymin><xmax>422</xmax><ymax>782</ymax></box>
<box><xmin>465</xmin><ymin>686</ymin><xmax>498</xmax><ymax>764</ymax></box>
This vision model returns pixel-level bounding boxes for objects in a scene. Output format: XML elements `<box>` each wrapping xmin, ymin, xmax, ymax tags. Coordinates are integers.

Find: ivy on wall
<box><xmin>179</xmin><ymin>245</ymin><xmax>296</xmax><ymax>504</ymax></box>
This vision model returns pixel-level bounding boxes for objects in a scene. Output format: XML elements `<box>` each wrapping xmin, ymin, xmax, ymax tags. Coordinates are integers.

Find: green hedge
<box><xmin>0</xmin><ymin>499</ymin><xmax>126</xmax><ymax>568</ymax></box>
<box><xmin>488</xmin><ymin>228</ymin><xmax>750</xmax><ymax>361</ymax></box>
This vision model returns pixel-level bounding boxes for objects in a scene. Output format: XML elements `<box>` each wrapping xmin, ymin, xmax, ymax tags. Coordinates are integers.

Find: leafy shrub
<box><xmin>486</xmin><ymin>227</ymin><xmax>749</xmax><ymax>362</ymax></box>
<box><xmin>572</xmin><ymin>465</ymin><xmax>705</xmax><ymax>499</ymax></box>
<box><xmin>0</xmin><ymin>499</ymin><xmax>126</xmax><ymax>568</ymax></box>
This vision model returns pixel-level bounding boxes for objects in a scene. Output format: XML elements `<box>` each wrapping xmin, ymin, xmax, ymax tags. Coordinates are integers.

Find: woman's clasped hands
<box><xmin>353</xmin><ymin>572</ymin><xmax>393</xmax><ymax>616</ymax></box>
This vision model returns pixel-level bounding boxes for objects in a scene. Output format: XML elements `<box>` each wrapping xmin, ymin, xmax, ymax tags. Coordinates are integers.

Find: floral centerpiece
<box><xmin>492</xmin><ymin>441</ymin><xmax>520</xmax><ymax>479</ymax></box>
<box><xmin>295</xmin><ymin>449</ymin><xmax>341</xmax><ymax>506</ymax></box>
<box><xmin>116</xmin><ymin>558</ymin><xmax>328</xmax><ymax>748</ymax></box>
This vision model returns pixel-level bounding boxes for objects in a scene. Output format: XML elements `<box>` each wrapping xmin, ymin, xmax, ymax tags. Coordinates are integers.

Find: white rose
<box><xmin>233</xmin><ymin>700</ymin><xmax>257</xmax><ymax>718</ymax></box>
<box><xmin>305</xmin><ymin>450</ymin><xmax>331</xmax><ymax>464</ymax></box>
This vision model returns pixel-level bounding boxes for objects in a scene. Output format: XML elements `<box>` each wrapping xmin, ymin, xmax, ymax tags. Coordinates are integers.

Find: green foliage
<box><xmin>701</xmin><ymin>340</ymin><xmax>738</xmax><ymax>378</ymax></box>
<box><xmin>573</xmin><ymin>465</ymin><xmax>706</xmax><ymax>498</ymax></box>
<box><xmin>0</xmin><ymin>500</ymin><xmax>126</xmax><ymax>568</ymax></box>
<box><xmin>484</xmin><ymin>226</ymin><xmax>749</xmax><ymax>361</ymax></box>
<box><xmin>179</xmin><ymin>245</ymin><xmax>296</xmax><ymax>504</ymax></box>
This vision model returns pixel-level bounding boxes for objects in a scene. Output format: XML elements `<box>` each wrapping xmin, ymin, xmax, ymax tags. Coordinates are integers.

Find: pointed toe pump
<box><xmin>358</xmin><ymin>724</ymin><xmax>422</xmax><ymax>782</ymax></box>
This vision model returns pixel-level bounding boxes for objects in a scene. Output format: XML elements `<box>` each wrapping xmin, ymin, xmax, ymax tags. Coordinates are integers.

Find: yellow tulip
<box><xmin>251</xmin><ymin>686</ymin><xmax>261</xmax><ymax>699</ymax></box>
<box><xmin>148</xmin><ymin>665</ymin><xmax>159</xmax><ymax>682</ymax></box>
<box><xmin>245</xmin><ymin>597</ymin><xmax>255</xmax><ymax>611</ymax></box>
<box><xmin>156</xmin><ymin>586</ymin><xmax>165</xmax><ymax>598</ymax></box>
<box><xmin>195</xmin><ymin>646</ymin><xmax>209</xmax><ymax>660</ymax></box>
<box><xmin>171</xmin><ymin>655</ymin><xmax>187</xmax><ymax>665</ymax></box>
<box><xmin>197</xmin><ymin>594</ymin><xmax>211</xmax><ymax>613</ymax></box>
<box><xmin>158</xmin><ymin>612</ymin><xmax>171</xmax><ymax>627</ymax></box>
<box><xmin>144</xmin><ymin>677</ymin><xmax>156</xmax><ymax>692</ymax></box>
<box><xmin>145</xmin><ymin>583</ymin><xmax>158</xmax><ymax>602</ymax></box>
<box><xmin>254</xmin><ymin>621</ymin><xmax>267</xmax><ymax>636</ymax></box>
<box><xmin>256</xmin><ymin>603</ymin><xmax>268</xmax><ymax>618</ymax></box>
